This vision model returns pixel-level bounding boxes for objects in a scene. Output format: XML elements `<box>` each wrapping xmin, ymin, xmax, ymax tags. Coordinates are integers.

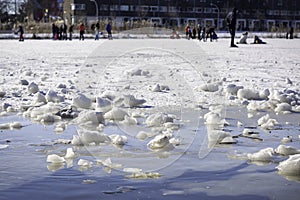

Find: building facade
<box><xmin>63</xmin><ymin>0</ymin><xmax>300</xmax><ymax>32</ymax></box>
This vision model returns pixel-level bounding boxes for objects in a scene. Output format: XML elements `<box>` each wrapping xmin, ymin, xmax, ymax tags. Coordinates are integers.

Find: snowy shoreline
<box><xmin>0</xmin><ymin>31</ymin><xmax>298</xmax><ymax>40</ymax></box>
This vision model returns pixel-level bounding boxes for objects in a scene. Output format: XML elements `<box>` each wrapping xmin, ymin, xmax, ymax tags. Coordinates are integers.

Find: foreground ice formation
<box><xmin>147</xmin><ymin>134</ymin><xmax>171</xmax><ymax>149</ymax></box>
<box><xmin>104</xmin><ymin>107</ymin><xmax>128</xmax><ymax>121</ymax></box>
<box><xmin>47</xmin><ymin>154</ymin><xmax>66</xmax><ymax>163</ymax></box>
<box><xmin>71</xmin><ymin>130</ymin><xmax>111</xmax><ymax>146</ymax></box>
<box><xmin>123</xmin><ymin>95</ymin><xmax>146</xmax><ymax>108</ymax></box>
<box><xmin>276</xmin><ymin>154</ymin><xmax>300</xmax><ymax>176</ymax></box>
<box><xmin>145</xmin><ymin>113</ymin><xmax>174</xmax><ymax>127</ymax></box>
<box><xmin>275</xmin><ymin>145</ymin><xmax>300</xmax><ymax>156</ymax></box>
<box><xmin>72</xmin><ymin>93</ymin><xmax>92</xmax><ymax>109</ymax></box>
<box><xmin>247</xmin><ymin>147</ymin><xmax>274</xmax><ymax>162</ymax></box>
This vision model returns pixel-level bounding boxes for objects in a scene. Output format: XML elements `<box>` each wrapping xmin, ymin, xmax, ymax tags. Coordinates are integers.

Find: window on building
<box><xmin>204</xmin><ymin>8</ymin><xmax>212</xmax><ymax>13</ymax></box>
<box><xmin>274</xmin><ymin>10</ymin><xmax>279</xmax><ymax>15</ymax></box>
<box><xmin>195</xmin><ymin>7</ymin><xmax>202</xmax><ymax>13</ymax></box>
<box><xmin>100</xmin><ymin>4</ymin><xmax>108</xmax><ymax>11</ymax></box>
<box><xmin>277</xmin><ymin>0</ymin><xmax>283</xmax><ymax>6</ymax></box>
<box><xmin>168</xmin><ymin>6</ymin><xmax>177</xmax><ymax>12</ymax></box>
<box><xmin>71</xmin><ymin>4</ymin><xmax>85</xmax><ymax>11</ymax></box>
<box><xmin>120</xmin><ymin>5</ymin><xmax>129</xmax><ymax>11</ymax></box>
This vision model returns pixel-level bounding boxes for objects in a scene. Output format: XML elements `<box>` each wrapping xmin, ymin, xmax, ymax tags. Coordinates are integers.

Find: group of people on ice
<box><xmin>185</xmin><ymin>24</ymin><xmax>218</xmax><ymax>42</ymax></box>
<box><xmin>51</xmin><ymin>21</ymin><xmax>112</xmax><ymax>41</ymax></box>
<box><xmin>182</xmin><ymin>7</ymin><xmax>268</xmax><ymax>46</ymax></box>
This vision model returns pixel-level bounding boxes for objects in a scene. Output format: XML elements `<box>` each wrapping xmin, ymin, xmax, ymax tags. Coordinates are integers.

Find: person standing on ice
<box><xmin>95</xmin><ymin>21</ymin><xmax>100</xmax><ymax>40</ymax></box>
<box><xmin>79</xmin><ymin>23</ymin><xmax>85</xmax><ymax>41</ymax></box>
<box><xmin>69</xmin><ymin>24</ymin><xmax>74</xmax><ymax>40</ymax></box>
<box><xmin>17</xmin><ymin>25</ymin><xmax>24</xmax><ymax>41</ymax></box>
<box><xmin>226</xmin><ymin>8</ymin><xmax>238</xmax><ymax>48</ymax></box>
<box><xmin>106</xmin><ymin>22</ymin><xmax>112</xmax><ymax>40</ymax></box>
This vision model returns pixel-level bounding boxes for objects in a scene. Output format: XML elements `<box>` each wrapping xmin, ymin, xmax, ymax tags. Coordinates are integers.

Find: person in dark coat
<box><xmin>63</xmin><ymin>23</ymin><xmax>68</xmax><ymax>40</ymax></box>
<box><xmin>106</xmin><ymin>22</ymin><xmax>112</xmax><ymax>40</ymax></box>
<box><xmin>79</xmin><ymin>23</ymin><xmax>85</xmax><ymax>41</ymax></box>
<box><xmin>17</xmin><ymin>25</ymin><xmax>24</xmax><ymax>41</ymax></box>
<box><xmin>227</xmin><ymin>8</ymin><xmax>238</xmax><ymax>47</ymax></box>
<box><xmin>52</xmin><ymin>23</ymin><xmax>56</xmax><ymax>39</ymax></box>
<box><xmin>289</xmin><ymin>27</ymin><xmax>294</xmax><ymax>39</ymax></box>
<box><xmin>197</xmin><ymin>24</ymin><xmax>201</xmax><ymax>40</ymax></box>
<box><xmin>69</xmin><ymin>24</ymin><xmax>74</xmax><ymax>40</ymax></box>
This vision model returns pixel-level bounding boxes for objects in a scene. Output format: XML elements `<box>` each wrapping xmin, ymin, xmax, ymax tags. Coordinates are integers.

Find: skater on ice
<box><xmin>79</xmin><ymin>23</ymin><xmax>85</xmax><ymax>41</ymax></box>
<box><xmin>16</xmin><ymin>25</ymin><xmax>24</xmax><ymax>41</ymax></box>
<box><xmin>106</xmin><ymin>22</ymin><xmax>113</xmax><ymax>40</ymax></box>
<box><xmin>226</xmin><ymin>7</ymin><xmax>238</xmax><ymax>47</ymax></box>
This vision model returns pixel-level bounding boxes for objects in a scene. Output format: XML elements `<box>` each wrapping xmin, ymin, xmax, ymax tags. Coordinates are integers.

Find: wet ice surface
<box><xmin>0</xmin><ymin>39</ymin><xmax>300</xmax><ymax>200</ymax></box>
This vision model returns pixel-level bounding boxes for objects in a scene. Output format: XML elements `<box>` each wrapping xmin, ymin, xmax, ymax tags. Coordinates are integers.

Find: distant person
<box><xmin>69</xmin><ymin>24</ymin><xmax>74</xmax><ymax>40</ymax></box>
<box><xmin>52</xmin><ymin>23</ymin><xmax>56</xmax><ymax>39</ymax></box>
<box><xmin>59</xmin><ymin>25</ymin><xmax>63</xmax><ymax>40</ymax></box>
<box><xmin>289</xmin><ymin>27</ymin><xmax>294</xmax><ymax>39</ymax></box>
<box><xmin>252</xmin><ymin>35</ymin><xmax>266</xmax><ymax>44</ymax></box>
<box><xmin>170</xmin><ymin>28</ymin><xmax>180</xmax><ymax>39</ymax></box>
<box><xmin>17</xmin><ymin>25</ymin><xmax>24</xmax><ymax>41</ymax></box>
<box><xmin>106</xmin><ymin>22</ymin><xmax>112</xmax><ymax>40</ymax></box>
<box><xmin>63</xmin><ymin>23</ymin><xmax>68</xmax><ymax>40</ymax></box>
<box><xmin>237</xmin><ymin>32</ymin><xmax>248</xmax><ymax>44</ymax></box>
<box><xmin>192</xmin><ymin>26</ymin><xmax>197</xmax><ymax>39</ymax></box>
<box><xmin>79</xmin><ymin>23</ymin><xmax>85</xmax><ymax>41</ymax></box>
<box><xmin>206</xmin><ymin>27</ymin><xmax>217</xmax><ymax>42</ymax></box>
<box><xmin>197</xmin><ymin>24</ymin><xmax>201</xmax><ymax>40</ymax></box>
<box><xmin>95</xmin><ymin>21</ymin><xmax>100</xmax><ymax>40</ymax></box>
<box><xmin>226</xmin><ymin>8</ymin><xmax>238</xmax><ymax>47</ymax></box>
<box><xmin>201</xmin><ymin>27</ymin><xmax>206</xmax><ymax>42</ymax></box>
<box><xmin>185</xmin><ymin>24</ymin><xmax>190</xmax><ymax>39</ymax></box>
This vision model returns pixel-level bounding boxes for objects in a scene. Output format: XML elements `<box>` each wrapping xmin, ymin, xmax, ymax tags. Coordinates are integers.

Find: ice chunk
<box><xmin>274</xmin><ymin>102</ymin><xmax>292</xmax><ymax>113</ymax></box>
<box><xmin>34</xmin><ymin>92</ymin><xmax>47</xmax><ymax>103</ymax></box>
<box><xmin>95</xmin><ymin>97</ymin><xmax>112</xmax><ymax>113</ymax></box>
<box><xmin>276</xmin><ymin>154</ymin><xmax>300</xmax><ymax>176</ymax></box>
<box><xmin>72</xmin><ymin>93</ymin><xmax>92</xmax><ymax>109</ymax></box>
<box><xmin>104</xmin><ymin>107</ymin><xmax>128</xmax><ymax>121</ymax></box>
<box><xmin>147</xmin><ymin>134</ymin><xmax>170</xmax><ymax>149</ymax></box>
<box><xmin>123</xmin><ymin>95</ymin><xmax>146</xmax><ymax>108</ymax></box>
<box><xmin>45</xmin><ymin>90</ymin><xmax>64</xmax><ymax>103</ymax></box>
<box><xmin>109</xmin><ymin>134</ymin><xmax>128</xmax><ymax>145</ymax></box>
<box><xmin>247</xmin><ymin>147</ymin><xmax>274</xmax><ymax>162</ymax></box>
<box><xmin>198</xmin><ymin>83</ymin><xmax>219</xmax><ymax>92</ymax></box>
<box><xmin>145</xmin><ymin>113</ymin><xmax>173</xmax><ymax>127</ymax></box>
<box><xmin>71</xmin><ymin>130</ymin><xmax>111</xmax><ymax>146</ymax></box>
<box><xmin>78</xmin><ymin>159</ymin><xmax>92</xmax><ymax>167</ymax></box>
<box><xmin>75</xmin><ymin>110</ymin><xmax>104</xmax><ymax>125</ymax></box>
<box><xmin>123</xmin><ymin>168</ymin><xmax>142</xmax><ymax>173</ymax></box>
<box><xmin>0</xmin><ymin>144</ymin><xmax>9</xmax><ymax>150</ymax></box>
<box><xmin>257</xmin><ymin>114</ymin><xmax>279</xmax><ymax>130</ymax></box>
<box><xmin>0</xmin><ymin>91</ymin><xmax>6</xmax><ymax>98</ymax></box>
<box><xmin>152</xmin><ymin>84</ymin><xmax>162</xmax><ymax>92</ymax></box>
<box><xmin>275</xmin><ymin>145</ymin><xmax>300</xmax><ymax>156</ymax></box>
<box><xmin>10</xmin><ymin>122</ymin><xmax>22</xmax><ymax>129</ymax></box>
<box><xmin>28</xmin><ymin>82</ymin><xmax>39</xmax><ymax>94</ymax></box>
<box><xmin>64</xmin><ymin>148</ymin><xmax>76</xmax><ymax>159</ymax></box>
<box><xmin>120</xmin><ymin>115</ymin><xmax>138</xmax><ymax>125</ymax></box>
<box><xmin>20</xmin><ymin>79</ymin><xmax>29</xmax><ymax>85</ymax></box>
<box><xmin>237</xmin><ymin>89</ymin><xmax>260</xmax><ymax>100</ymax></box>
<box><xmin>47</xmin><ymin>154</ymin><xmax>66</xmax><ymax>163</ymax></box>
<box><xmin>226</xmin><ymin>84</ymin><xmax>243</xmax><ymax>95</ymax></box>
<box><xmin>204</xmin><ymin>111</ymin><xmax>224</xmax><ymax>125</ymax></box>
<box><xmin>281</xmin><ymin>136</ymin><xmax>293</xmax><ymax>143</ymax></box>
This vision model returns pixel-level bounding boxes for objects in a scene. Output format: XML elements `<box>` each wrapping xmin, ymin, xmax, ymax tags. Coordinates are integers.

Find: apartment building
<box><xmin>62</xmin><ymin>0</ymin><xmax>300</xmax><ymax>31</ymax></box>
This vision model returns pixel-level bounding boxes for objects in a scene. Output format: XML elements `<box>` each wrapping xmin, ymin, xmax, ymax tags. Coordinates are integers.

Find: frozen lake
<box><xmin>0</xmin><ymin>38</ymin><xmax>300</xmax><ymax>200</ymax></box>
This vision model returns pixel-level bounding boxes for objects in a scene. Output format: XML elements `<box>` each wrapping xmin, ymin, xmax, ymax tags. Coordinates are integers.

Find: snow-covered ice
<box><xmin>1</xmin><ymin>38</ymin><xmax>300</xmax><ymax>199</ymax></box>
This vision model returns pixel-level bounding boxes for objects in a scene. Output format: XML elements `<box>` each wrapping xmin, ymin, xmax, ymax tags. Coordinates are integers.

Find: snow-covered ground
<box><xmin>0</xmin><ymin>38</ymin><xmax>300</xmax><ymax>200</ymax></box>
